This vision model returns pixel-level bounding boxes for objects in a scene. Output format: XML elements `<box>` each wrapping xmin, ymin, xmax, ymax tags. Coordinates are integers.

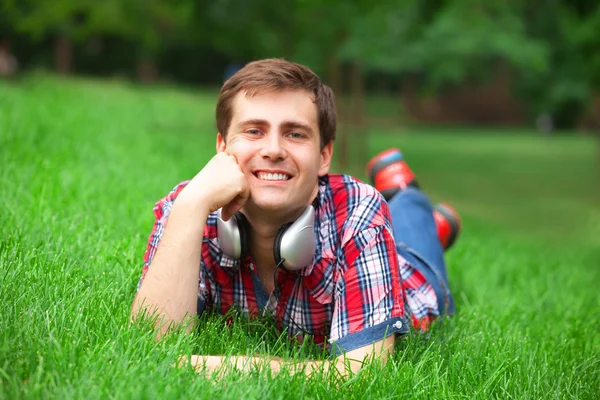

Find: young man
<box><xmin>131</xmin><ymin>58</ymin><xmax>460</xmax><ymax>376</ymax></box>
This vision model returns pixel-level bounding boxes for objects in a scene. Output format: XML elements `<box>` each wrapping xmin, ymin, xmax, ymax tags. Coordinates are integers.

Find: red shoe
<box><xmin>433</xmin><ymin>203</ymin><xmax>462</xmax><ymax>250</ymax></box>
<box><xmin>366</xmin><ymin>148</ymin><xmax>419</xmax><ymax>201</ymax></box>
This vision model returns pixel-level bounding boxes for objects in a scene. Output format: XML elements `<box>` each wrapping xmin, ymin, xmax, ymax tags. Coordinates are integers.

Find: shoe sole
<box><xmin>367</xmin><ymin>148</ymin><xmax>403</xmax><ymax>182</ymax></box>
<box><xmin>434</xmin><ymin>203</ymin><xmax>461</xmax><ymax>250</ymax></box>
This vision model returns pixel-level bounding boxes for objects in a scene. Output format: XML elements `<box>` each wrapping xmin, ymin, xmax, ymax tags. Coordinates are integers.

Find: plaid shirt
<box><xmin>139</xmin><ymin>174</ymin><xmax>438</xmax><ymax>355</ymax></box>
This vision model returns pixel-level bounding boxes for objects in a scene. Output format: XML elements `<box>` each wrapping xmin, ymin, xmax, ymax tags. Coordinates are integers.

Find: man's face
<box><xmin>217</xmin><ymin>90</ymin><xmax>332</xmax><ymax>216</ymax></box>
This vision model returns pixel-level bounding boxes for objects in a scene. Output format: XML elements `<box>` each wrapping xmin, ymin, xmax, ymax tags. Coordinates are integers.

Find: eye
<box><xmin>246</xmin><ymin>129</ymin><xmax>262</xmax><ymax>136</ymax></box>
<box><xmin>287</xmin><ymin>132</ymin><xmax>305</xmax><ymax>139</ymax></box>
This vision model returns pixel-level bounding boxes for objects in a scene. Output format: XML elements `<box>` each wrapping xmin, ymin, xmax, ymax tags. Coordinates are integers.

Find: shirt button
<box><xmin>393</xmin><ymin>321</ymin><xmax>403</xmax><ymax>330</ymax></box>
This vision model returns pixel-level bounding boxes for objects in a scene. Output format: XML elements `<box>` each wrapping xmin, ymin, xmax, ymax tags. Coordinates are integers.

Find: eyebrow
<box><xmin>236</xmin><ymin>119</ymin><xmax>270</xmax><ymax>131</ymax></box>
<box><xmin>236</xmin><ymin>119</ymin><xmax>314</xmax><ymax>134</ymax></box>
<box><xmin>280</xmin><ymin>120</ymin><xmax>314</xmax><ymax>134</ymax></box>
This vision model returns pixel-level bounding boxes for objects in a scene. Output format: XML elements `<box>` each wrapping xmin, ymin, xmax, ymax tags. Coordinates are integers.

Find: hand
<box><xmin>178</xmin><ymin>152</ymin><xmax>250</xmax><ymax>220</ymax></box>
<box><xmin>178</xmin><ymin>354</ymin><xmax>284</xmax><ymax>376</ymax></box>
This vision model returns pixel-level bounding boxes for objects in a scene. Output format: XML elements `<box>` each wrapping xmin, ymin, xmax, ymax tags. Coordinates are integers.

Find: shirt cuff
<box><xmin>329</xmin><ymin>316</ymin><xmax>409</xmax><ymax>357</ymax></box>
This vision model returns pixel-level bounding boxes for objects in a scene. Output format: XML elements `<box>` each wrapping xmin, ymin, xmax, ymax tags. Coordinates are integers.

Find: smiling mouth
<box><xmin>255</xmin><ymin>172</ymin><xmax>291</xmax><ymax>181</ymax></box>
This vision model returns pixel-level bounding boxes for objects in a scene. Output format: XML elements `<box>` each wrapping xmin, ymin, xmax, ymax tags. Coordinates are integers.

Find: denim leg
<box><xmin>388</xmin><ymin>187</ymin><xmax>455</xmax><ymax>315</ymax></box>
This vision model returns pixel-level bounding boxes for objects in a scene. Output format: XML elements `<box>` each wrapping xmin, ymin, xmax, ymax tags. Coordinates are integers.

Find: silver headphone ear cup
<box><xmin>277</xmin><ymin>206</ymin><xmax>316</xmax><ymax>270</ymax></box>
<box><xmin>273</xmin><ymin>222</ymin><xmax>292</xmax><ymax>266</ymax></box>
<box><xmin>216</xmin><ymin>209</ymin><xmax>244</xmax><ymax>259</ymax></box>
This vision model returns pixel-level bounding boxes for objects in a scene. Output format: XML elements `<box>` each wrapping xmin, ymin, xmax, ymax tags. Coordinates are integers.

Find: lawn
<box><xmin>1</xmin><ymin>74</ymin><xmax>598</xmax><ymax>399</ymax></box>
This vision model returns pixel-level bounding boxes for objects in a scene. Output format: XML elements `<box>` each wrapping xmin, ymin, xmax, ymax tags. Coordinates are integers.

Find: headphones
<box><xmin>216</xmin><ymin>205</ymin><xmax>316</xmax><ymax>271</ymax></box>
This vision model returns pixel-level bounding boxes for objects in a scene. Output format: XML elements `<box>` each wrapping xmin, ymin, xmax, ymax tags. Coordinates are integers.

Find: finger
<box><xmin>233</xmin><ymin>178</ymin><xmax>251</xmax><ymax>210</ymax></box>
<box><xmin>222</xmin><ymin>167</ymin><xmax>249</xmax><ymax>216</ymax></box>
<box><xmin>176</xmin><ymin>355</ymin><xmax>190</xmax><ymax>368</ymax></box>
<box><xmin>220</xmin><ymin>209</ymin><xmax>231</xmax><ymax>222</ymax></box>
<box><xmin>221</xmin><ymin>205</ymin><xmax>233</xmax><ymax>222</ymax></box>
<box><xmin>237</xmin><ymin>179</ymin><xmax>250</xmax><ymax>203</ymax></box>
<box><xmin>221</xmin><ymin>194</ymin><xmax>247</xmax><ymax>220</ymax></box>
<box><xmin>227</xmin><ymin>153</ymin><xmax>240</xmax><ymax>166</ymax></box>
<box><xmin>220</xmin><ymin>205</ymin><xmax>233</xmax><ymax>222</ymax></box>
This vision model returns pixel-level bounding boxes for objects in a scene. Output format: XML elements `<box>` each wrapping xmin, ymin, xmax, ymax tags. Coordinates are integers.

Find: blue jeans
<box><xmin>388</xmin><ymin>187</ymin><xmax>455</xmax><ymax>315</ymax></box>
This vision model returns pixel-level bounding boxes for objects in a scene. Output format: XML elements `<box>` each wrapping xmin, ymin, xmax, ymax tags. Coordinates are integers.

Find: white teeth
<box><xmin>258</xmin><ymin>172</ymin><xmax>290</xmax><ymax>181</ymax></box>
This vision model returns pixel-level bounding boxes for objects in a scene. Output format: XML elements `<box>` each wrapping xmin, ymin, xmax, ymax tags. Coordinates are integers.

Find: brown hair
<box><xmin>216</xmin><ymin>58</ymin><xmax>336</xmax><ymax>148</ymax></box>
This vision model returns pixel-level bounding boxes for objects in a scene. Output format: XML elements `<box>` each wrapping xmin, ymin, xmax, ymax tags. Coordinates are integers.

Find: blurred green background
<box><xmin>1</xmin><ymin>0</ymin><xmax>598</xmax><ymax>244</ymax></box>
<box><xmin>1</xmin><ymin>0</ymin><xmax>600</xmax><ymax>130</ymax></box>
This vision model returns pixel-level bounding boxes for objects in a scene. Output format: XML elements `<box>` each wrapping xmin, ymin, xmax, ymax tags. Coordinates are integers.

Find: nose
<box><xmin>259</xmin><ymin>133</ymin><xmax>287</xmax><ymax>161</ymax></box>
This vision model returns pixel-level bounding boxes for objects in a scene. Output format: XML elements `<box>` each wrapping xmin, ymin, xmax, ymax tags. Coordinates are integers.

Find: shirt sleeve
<box><xmin>135</xmin><ymin>181</ymin><xmax>209</xmax><ymax>315</ymax></box>
<box><xmin>328</xmin><ymin>198</ymin><xmax>409</xmax><ymax>356</ymax></box>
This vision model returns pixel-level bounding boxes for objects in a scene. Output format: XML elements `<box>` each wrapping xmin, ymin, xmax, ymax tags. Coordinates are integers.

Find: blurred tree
<box><xmin>1</xmin><ymin>0</ymin><xmax>598</xmax><ymax>132</ymax></box>
<box><xmin>194</xmin><ymin>0</ymin><xmax>293</xmax><ymax>63</ymax></box>
<box><xmin>1</xmin><ymin>0</ymin><xmax>91</xmax><ymax>74</ymax></box>
<box><xmin>515</xmin><ymin>0</ymin><xmax>593</xmax><ymax>128</ymax></box>
<box><xmin>562</xmin><ymin>0</ymin><xmax>600</xmax><ymax>175</ymax></box>
<box><xmin>336</xmin><ymin>1</ymin><xmax>549</xmax><ymax>121</ymax></box>
<box><xmin>85</xmin><ymin>0</ymin><xmax>194</xmax><ymax>82</ymax></box>
<box><xmin>565</xmin><ymin>1</ymin><xmax>600</xmax><ymax>128</ymax></box>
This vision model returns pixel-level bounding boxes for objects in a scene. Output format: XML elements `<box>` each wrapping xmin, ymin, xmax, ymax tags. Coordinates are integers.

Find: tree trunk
<box><xmin>328</xmin><ymin>56</ymin><xmax>342</xmax><ymax>108</ymax></box>
<box><xmin>593</xmin><ymin>93</ymin><xmax>600</xmax><ymax>202</ymax></box>
<box><xmin>399</xmin><ymin>75</ymin><xmax>417</xmax><ymax>123</ymax></box>
<box><xmin>328</xmin><ymin>55</ymin><xmax>348</xmax><ymax>170</ymax></box>
<box><xmin>596</xmin><ymin>128</ymin><xmax>600</xmax><ymax>202</ymax></box>
<box><xmin>349</xmin><ymin>62</ymin><xmax>366</xmax><ymax>170</ymax></box>
<box><xmin>54</xmin><ymin>34</ymin><xmax>72</xmax><ymax>75</ymax></box>
<box><xmin>137</xmin><ymin>58</ymin><xmax>158</xmax><ymax>83</ymax></box>
<box><xmin>350</xmin><ymin>62</ymin><xmax>365</xmax><ymax>126</ymax></box>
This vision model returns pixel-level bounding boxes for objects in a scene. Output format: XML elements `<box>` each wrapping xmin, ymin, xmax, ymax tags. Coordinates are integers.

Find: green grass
<box><xmin>1</xmin><ymin>74</ymin><xmax>599</xmax><ymax>399</ymax></box>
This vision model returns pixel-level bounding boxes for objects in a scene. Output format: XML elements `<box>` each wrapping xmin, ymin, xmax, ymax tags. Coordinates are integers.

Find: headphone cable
<box><xmin>271</xmin><ymin>260</ymin><xmax>323</xmax><ymax>338</ymax></box>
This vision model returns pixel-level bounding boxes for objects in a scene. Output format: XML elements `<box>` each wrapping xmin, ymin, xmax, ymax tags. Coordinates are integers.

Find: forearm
<box><xmin>183</xmin><ymin>336</ymin><xmax>395</xmax><ymax>377</ymax></box>
<box><xmin>185</xmin><ymin>355</ymin><xmax>354</xmax><ymax>378</ymax></box>
<box><xmin>131</xmin><ymin>195</ymin><xmax>209</xmax><ymax>334</ymax></box>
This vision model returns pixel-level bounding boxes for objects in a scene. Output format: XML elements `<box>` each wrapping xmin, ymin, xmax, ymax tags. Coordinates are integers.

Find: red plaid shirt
<box><xmin>138</xmin><ymin>174</ymin><xmax>438</xmax><ymax>355</ymax></box>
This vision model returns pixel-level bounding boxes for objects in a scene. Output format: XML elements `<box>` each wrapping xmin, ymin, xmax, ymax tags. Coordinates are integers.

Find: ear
<box><xmin>216</xmin><ymin>132</ymin><xmax>227</xmax><ymax>153</ymax></box>
<box><xmin>318</xmin><ymin>142</ymin><xmax>333</xmax><ymax>176</ymax></box>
